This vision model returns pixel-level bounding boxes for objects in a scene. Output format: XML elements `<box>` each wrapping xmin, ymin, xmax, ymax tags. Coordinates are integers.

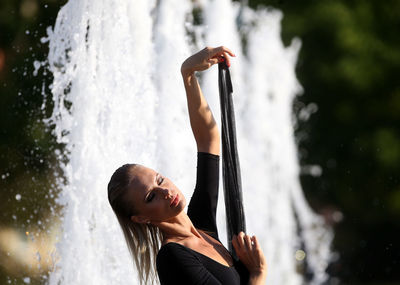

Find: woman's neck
<box><xmin>156</xmin><ymin>212</ymin><xmax>202</xmax><ymax>242</ymax></box>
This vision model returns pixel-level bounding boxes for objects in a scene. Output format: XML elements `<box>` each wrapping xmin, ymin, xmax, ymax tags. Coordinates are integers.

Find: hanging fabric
<box><xmin>218</xmin><ymin>61</ymin><xmax>247</xmax><ymax>258</ymax></box>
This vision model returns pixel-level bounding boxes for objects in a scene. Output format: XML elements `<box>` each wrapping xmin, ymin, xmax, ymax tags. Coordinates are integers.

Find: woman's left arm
<box><xmin>181</xmin><ymin>46</ymin><xmax>235</xmax><ymax>155</ymax></box>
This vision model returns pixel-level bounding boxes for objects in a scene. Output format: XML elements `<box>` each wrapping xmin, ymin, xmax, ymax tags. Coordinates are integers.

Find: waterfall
<box><xmin>45</xmin><ymin>0</ymin><xmax>332</xmax><ymax>284</ymax></box>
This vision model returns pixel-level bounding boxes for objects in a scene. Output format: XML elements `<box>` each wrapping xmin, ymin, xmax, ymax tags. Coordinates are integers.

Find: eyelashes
<box><xmin>147</xmin><ymin>192</ymin><xmax>155</xmax><ymax>202</ymax></box>
<box><xmin>146</xmin><ymin>175</ymin><xmax>165</xmax><ymax>203</ymax></box>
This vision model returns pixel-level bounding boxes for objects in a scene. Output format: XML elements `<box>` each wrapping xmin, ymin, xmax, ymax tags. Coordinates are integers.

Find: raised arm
<box><xmin>181</xmin><ymin>46</ymin><xmax>235</xmax><ymax>155</ymax></box>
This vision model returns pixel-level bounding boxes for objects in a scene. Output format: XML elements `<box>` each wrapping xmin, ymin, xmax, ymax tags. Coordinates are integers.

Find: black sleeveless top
<box><xmin>156</xmin><ymin>152</ymin><xmax>249</xmax><ymax>284</ymax></box>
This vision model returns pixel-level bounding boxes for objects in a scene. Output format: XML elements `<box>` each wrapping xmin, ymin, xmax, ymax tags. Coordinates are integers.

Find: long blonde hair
<box><xmin>108</xmin><ymin>164</ymin><xmax>163</xmax><ymax>285</ymax></box>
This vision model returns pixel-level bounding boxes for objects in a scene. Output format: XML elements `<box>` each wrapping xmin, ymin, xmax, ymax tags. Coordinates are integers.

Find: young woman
<box><xmin>108</xmin><ymin>46</ymin><xmax>267</xmax><ymax>285</ymax></box>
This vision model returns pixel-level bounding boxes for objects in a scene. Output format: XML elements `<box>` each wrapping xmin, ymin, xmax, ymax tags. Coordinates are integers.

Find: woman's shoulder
<box><xmin>157</xmin><ymin>242</ymin><xmax>200</xmax><ymax>268</ymax></box>
<box><xmin>158</xmin><ymin>241</ymin><xmax>185</xmax><ymax>253</ymax></box>
<box><xmin>158</xmin><ymin>242</ymin><xmax>192</xmax><ymax>257</ymax></box>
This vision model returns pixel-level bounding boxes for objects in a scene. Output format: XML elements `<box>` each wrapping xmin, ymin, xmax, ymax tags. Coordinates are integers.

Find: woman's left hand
<box><xmin>181</xmin><ymin>46</ymin><xmax>235</xmax><ymax>77</ymax></box>
<box><xmin>232</xmin><ymin>231</ymin><xmax>267</xmax><ymax>282</ymax></box>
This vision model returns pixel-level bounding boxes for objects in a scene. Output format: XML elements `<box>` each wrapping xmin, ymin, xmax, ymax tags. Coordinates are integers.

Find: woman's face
<box><xmin>127</xmin><ymin>165</ymin><xmax>186</xmax><ymax>224</ymax></box>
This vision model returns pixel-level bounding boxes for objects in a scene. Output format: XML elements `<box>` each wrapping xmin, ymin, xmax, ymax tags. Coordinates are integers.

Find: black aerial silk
<box><xmin>218</xmin><ymin>61</ymin><xmax>246</xmax><ymax>259</ymax></box>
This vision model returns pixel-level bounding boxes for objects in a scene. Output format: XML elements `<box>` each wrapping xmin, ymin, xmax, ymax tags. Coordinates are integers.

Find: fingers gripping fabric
<box><xmin>218</xmin><ymin>62</ymin><xmax>246</xmax><ymax>258</ymax></box>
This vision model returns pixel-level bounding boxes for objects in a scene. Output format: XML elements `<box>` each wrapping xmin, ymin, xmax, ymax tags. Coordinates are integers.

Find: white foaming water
<box><xmin>46</xmin><ymin>0</ymin><xmax>332</xmax><ymax>284</ymax></box>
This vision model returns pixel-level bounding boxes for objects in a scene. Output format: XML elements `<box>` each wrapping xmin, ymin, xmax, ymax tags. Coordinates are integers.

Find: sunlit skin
<box><xmin>128</xmin><ymin>165</ymin><xmax>186</xmax><ymax>224</ymax></box>
<box><xmin>128</xmin><ymin>165</ymin><xmax>206</xmax><ymax>246</ymax></box>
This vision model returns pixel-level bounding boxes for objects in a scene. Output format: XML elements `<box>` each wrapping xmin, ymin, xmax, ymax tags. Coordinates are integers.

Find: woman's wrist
<box><xmin>181</xmin><ymin>65</ymin><xmax>194</xmax><ymax>78</ymax></box>
<box><xmin>248</xmin><ymin>269</ymin><xmax>267</xmax><ymax>285</ymax></box>
<box><xmin>250</xmin><ymin>268</ymin><xmax>267</xmax><ymax>277</ymax></box>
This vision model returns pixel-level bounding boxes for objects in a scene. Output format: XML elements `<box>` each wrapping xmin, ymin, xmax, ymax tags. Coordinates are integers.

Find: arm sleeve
<box><xmin>157</xmin><ymin>244</ymin><xmax>222</xmax><ymax>285</ymax></box>
<box><xmin>187</xmin><ymin>152</ymin><xmax>220</xmax><ymax>238</ymax></box>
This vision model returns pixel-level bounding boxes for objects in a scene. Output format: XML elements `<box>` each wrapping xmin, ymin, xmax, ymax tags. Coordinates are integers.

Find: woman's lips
<box><xmin>170</xmin><ymin>194</ymin><xmax>180</xmax><ymax>207</ymax></box>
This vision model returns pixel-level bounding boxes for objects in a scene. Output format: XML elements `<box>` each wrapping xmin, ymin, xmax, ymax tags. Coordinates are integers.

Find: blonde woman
<box><xmin>108</xmin><ymin>46</ymin><xmax>267</xmax><ymax>285</ymax></box>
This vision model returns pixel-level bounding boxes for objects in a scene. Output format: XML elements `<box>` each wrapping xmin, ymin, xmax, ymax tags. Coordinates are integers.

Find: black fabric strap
<box><xmin>218</xmin><ymin>61</ymin><xmax>246</xmax><ymax>258</ymax></box>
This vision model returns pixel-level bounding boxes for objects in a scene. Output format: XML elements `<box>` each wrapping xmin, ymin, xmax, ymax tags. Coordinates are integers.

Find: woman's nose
<box><xmin>159</xmin><ymin>187</ymin><xmax>172</xmax><ymax>199</ymax></box>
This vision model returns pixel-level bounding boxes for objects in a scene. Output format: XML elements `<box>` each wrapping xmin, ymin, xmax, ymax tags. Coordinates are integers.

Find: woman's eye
<box><xmin>158</xmin><ymin>177</ymin><xmax>164</xmax><ymax>185</ymax></box>
<box><xmin>147</xmin><ymin>193</ymin><xmax>155</xmax><ymax>202</ymax></box>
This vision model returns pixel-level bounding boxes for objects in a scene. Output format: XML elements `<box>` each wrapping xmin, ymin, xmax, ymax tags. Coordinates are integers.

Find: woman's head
<box><xmin>107</xmin><ymin>163</ymin><xmax>185</xmax><ymax>284</ymax></box>
<box><xmin>108</xmin><ymin>164</ymin><xmax>186</xmax><ymax>225</ymax></box>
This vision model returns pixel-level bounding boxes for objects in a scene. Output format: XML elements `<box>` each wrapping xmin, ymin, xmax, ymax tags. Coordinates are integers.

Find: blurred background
<box><xmin>0</xmin><ymin>0</ymin><xmax>399</xmax><ymax>284</ymax></box>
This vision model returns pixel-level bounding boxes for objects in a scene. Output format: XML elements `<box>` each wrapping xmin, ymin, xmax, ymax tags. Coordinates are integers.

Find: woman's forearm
<box><xmin>181</xmin><ymin>70</ymin><xmax>220</xmax><ymax>155</ymax></box>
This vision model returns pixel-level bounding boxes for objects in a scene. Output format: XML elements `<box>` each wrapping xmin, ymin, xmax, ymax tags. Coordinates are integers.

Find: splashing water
<box><xmin>46</xmin><ymin>0</ymin><xmax>332</xmax><ymax>284</ymax></box>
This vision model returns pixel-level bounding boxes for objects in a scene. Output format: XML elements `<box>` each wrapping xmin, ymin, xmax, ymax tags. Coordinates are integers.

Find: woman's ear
<box><xmin>131</xmin><ymin>215</ymin><xmax>148</xmax><ymax>224</ymax></box>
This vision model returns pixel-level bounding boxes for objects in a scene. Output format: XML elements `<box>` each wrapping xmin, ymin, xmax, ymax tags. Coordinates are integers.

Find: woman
<box><xmin>108</xmin><ymin>46</ymin><xmax>267</xmax><ymax>285</ymax></box>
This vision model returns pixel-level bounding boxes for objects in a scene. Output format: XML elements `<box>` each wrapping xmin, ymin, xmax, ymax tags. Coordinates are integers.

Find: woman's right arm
<box><xmin>232</xmin><ymin>232</ymin><xmax>267</xmax><ymax>285</ymax></box>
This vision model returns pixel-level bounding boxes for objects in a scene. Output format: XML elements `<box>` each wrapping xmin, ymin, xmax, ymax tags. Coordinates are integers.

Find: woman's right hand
<box><xmin>232</xmin><ymin>232</ymin><xmax>267</xmax><ymax>284</ymax></box>
<box><xmin>181</xmin><ymin>46</ymin><xmax>235</xmax><ymax>77</ymax></box>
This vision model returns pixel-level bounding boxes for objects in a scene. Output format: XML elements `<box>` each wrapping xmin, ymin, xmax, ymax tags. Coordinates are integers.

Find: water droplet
<box><xmin>36</xmin><ymin>252</ymin><xmax>41</xmax><ymax>262</ymax></box>
<box><xmin>33</xmin><ymin>60</ymin><xmax>41</xmax><ymax>76</ymax></box>
<box><xmin>295</xmin><ymin>249</ymin><xmax>306</xmax><ymax>261</ymax></box>
<box><xmin>332</xmin><ymin>211</ymin><xmax>343</xmax><ymax>223</ymax></box>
